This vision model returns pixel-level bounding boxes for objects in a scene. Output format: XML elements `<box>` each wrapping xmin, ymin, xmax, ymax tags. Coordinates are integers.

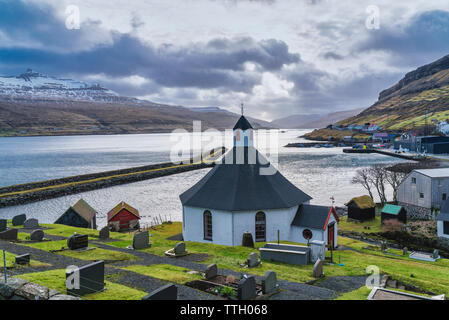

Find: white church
<box><xmin>180</xmin><ymin>115</ymin><xmax>339</xmax><ymax>248</ymax></box>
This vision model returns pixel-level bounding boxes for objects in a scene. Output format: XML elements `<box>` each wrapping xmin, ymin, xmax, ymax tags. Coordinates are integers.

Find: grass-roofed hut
<box><xmin>345</xmin><ymin>195</ymin><xmax>376</xmax><ymax>221</ymax></box>
<box><xmin>55</xmin><ymin>198</ymin><xmax>97</xmax><ymax>229</ymax></box>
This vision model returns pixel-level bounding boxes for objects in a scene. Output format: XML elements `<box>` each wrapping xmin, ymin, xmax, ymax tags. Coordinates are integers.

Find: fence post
<box><xmin>3</xmin><ymin>250</ymin><xmax>7</xmax><ymax>284</ymax></box>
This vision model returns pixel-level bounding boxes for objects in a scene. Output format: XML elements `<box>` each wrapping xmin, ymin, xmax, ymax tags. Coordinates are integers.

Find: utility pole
<box><xmin>3</xmin><ymin>250</ymin><xmax>7</xmax><ymax>284</ymax></box>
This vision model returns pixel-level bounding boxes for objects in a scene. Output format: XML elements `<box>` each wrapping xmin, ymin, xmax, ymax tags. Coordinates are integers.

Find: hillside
<box><xmin>339</xmin><ymin>54</ymin><xmax>449</xmax><ymax>130</ymax></box>
<box><xmin>0</xmin><ymin>70</ymin><xmax>273</xmax><ymax>136</ymax></box>
<box><xmin>272</xmin><ymin>108</ymin><xmax>364</xmax><ymax>129</ymax></box>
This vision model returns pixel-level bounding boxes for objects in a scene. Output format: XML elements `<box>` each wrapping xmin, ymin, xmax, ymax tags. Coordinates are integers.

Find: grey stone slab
<box><xmin>99</xmin><ymin>226</ymin><xmax>109</xmax><ymax>240</ymax></box>
<box><xmin>142</xmin><ymin>284</ymin><xmax>177</xmax><ymax>300</ymax></box>
<box><xmin>313</xmin><ymin>259</ymin><xmax>324</xmax><ymax>278</ymax></box>
<box><xmin>15</xmin><ymin>254</ymin><xmax>30</xmax><ymax>265</ymax></box>
<box><xmin>237</xmin><ymin>276</ymin><xmax>256</xmax><ymax>300</ymax></box>
<box><xmin>247</xmin><ymin>252</ymin><xmax>260</xmax><ymax>268</ymax></box>
<box><xmin>66</xmin><ymin>260</ymin><xmax>105</xmax><ymax>297</ymax></box>
<box><xmin>205</xmin><ymin>263</ymin><xmax>218</xmax><ymax>280</ymax></box>
<box><xmin>174</xmin><ymin>242</ymin><xmax>187</xmax><ymax>255</ymax></box>
<box><xmin>12</xmin><ymin>214</ymin><xmax>26</xmax><ymax>226</ymax></box>
<box><xmin>30</xmin><ymin>229</ymin><xmax>44</xmax><ymax>241</ymax></box>
<box><xmin>49</xmin><ymin>294</ymin><xmax>82</xmax><ymax>300</ymax></box>
<box><xmin>132</xmin><ymin>231</ymin><xmax>150</xmax><ymax>250</ymax></box>
<box><xmin>67</xmin><ymin>233</ymin><xmax>88</xmax><ymax>250</ymax></box>
<box><xmin>0</xmin><ymin>219</ymin><xmax>6</xmax><ymax>232</ymax></box>
<box><xmin>262</xmin><ymin>270</ymin><xmax>277</xmax><ymax>294</ymax></box>
<box><xmin>23</xmin><ymin>218</ymin><xmax>39</xmax><ymax>229</ymax></box>
<box><xmin>0</xmin><ymin>228</ymin><xmax>18</xmax><ymax>241</ymax></box>
<box><xmin>15</xmin><ymin>282</ymin><xmax>49</xmax><ymax>300</ymax></box>
<box><xmin>0</xmin><ymin>278</ymin><xmax>28</xmax><ymax>299</ymax></box>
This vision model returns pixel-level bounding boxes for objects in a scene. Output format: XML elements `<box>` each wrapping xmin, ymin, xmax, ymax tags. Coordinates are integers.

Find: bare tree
<box><xmin>352</xmin><ymin>168</ymin><xmax>374</xmax><ymax>200</ymax></box>
<box><xmin>385</xmin><ymin>170</ymin><xmax>406</xmax><ymax>202</ymax></box>
<box><xmin>368</xmin><ymin>164</ymin><xmax>388</xmax><ymax>205</ymax></box>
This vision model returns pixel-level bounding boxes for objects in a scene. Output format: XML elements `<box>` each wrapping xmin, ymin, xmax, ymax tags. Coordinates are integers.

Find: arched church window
<box><xmin>203</xmin><ymin>210</ymin><xmax>212</xmax><ymax>240</ymax></box>
<box><xmin>255</xmin><ymin>211</ymin><xmax>266</xmax><ymax>242</ymax></box>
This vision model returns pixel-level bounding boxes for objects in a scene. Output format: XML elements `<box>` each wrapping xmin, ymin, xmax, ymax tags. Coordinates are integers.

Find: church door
<box><xmin>327</xmin><ymin>223</ymin><xmax>335</xmax><ymax>249</ymax></box>
<box><xmin>255</xmin><ymin>212</ymin><xmax>266</xmax><ymax>242</ymax></box>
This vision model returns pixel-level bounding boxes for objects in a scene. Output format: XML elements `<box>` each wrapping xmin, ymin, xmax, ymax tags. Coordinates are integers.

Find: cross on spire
<box><xmin>241</xmin><ymin>102</ymin><xmax>244</xmax><ymax>116</ymax></box>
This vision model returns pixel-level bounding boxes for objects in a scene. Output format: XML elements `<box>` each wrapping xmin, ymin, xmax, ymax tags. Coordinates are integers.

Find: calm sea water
<box><xmin>0</xmin><ymin>130</ymin><xmax>406</xmax><ymax>227</ymax></box>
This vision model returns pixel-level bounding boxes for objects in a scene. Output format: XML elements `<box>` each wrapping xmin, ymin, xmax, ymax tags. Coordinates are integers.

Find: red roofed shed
<box><xmin>107</xmin><ymin>201</ymin><xmax>140</xmax><ymax>231</ymax></box>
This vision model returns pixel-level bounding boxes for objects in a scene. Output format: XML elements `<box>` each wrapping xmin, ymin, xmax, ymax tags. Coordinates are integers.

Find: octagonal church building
<box><xmin>180</xmin><ymin>115</ymin><xmax>339</xmax><ymax>248</ymax></box>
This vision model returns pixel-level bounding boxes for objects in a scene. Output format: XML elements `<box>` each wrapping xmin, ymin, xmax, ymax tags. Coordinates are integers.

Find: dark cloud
<box><xmin>0</xmin><ymin>1</ymin><xmax>299</xmax><ymax>95</ymax></box>
<box><xmin>357</xmin><ymin>10</ymin><xmax>449</xmax><ymax>67</ymax></box>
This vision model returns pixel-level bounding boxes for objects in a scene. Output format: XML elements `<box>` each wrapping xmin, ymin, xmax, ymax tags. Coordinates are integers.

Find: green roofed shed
<box><xmin>381</xmin><ymin>204</ymin><xmax>406</xmax><ymax>224</ymax></box>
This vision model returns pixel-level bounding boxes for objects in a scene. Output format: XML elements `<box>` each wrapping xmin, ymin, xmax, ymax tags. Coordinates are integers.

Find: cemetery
<box><xmin>1</xmin><ymin>218</ymin><xmax>449</xmax><ymax>300</ymax></box>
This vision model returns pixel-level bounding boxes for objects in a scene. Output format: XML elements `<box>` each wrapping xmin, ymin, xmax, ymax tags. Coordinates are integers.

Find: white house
<box><xmin>180</xmin><ymin>115</ymin><xmax>339</xmax><ymax>247</ymax></box>
<box><xmin>436</xmin><ymin>201</ymin><xmax>449</xmax><ymax>240</ymax></box>
<box><xmin>397</xmin><ymin>168</ymin><xmax>449</xmax><ymax>220</ymax></box>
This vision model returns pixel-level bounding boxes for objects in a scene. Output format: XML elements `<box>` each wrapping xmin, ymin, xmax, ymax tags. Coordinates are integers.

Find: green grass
<box><xmin>16</xmin><ymin>269</ymin><xmax>147</xmax><ymax>300</ymax></box>
<box><xmin>338</xmin><ymin>216</ymin><xmax>383</xmax><ymax>234</ymax></box>
<box><xmin>2</xmin><ymin>251</ymin><xmax>49</xmax><ymax>268</ymax></box>
<box><xmin>121</xmin><ymin>264</ymin><xmax>203</xmax><ymax>284</ymax></box>
<box><xmin>335</xmin><ymin>287</ymin><xmax>372</xmax><ymax>300</ymax></box>
<box><xmin>20</xmin><ymin>239</ymin><xmax>139</xmax><ymax>263</ymax></box>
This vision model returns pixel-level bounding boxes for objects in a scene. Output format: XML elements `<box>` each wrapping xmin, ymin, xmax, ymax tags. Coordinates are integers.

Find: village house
<box><xmin>381</xmin><ymin>204</ymin><xmax>407</xmax><ymax>224</ymax></box>
<box><xmin>180</xmin><ymin>115</ymin><xmax>339</xmax><ymax>248</ymax></box>
<box><xmin>55</xmin><ymin>198</ymin><xmax>97</xmax><ymax>229</ymax></box>
<box><xmin>397</xmin><ymin>168</ymin><xmax>449</xmax><ymax>220</ymax></box>
<box><xmin>107</xmin><ymin>201</ymin><xmax>140</xmax><ymax>231</ymax></box>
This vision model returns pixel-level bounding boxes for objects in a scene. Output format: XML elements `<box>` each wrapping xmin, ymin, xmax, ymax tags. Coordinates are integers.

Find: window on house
<box><xmin>419</xmin><ymin>193</ymin><xmax>424</xmax><ymax>199</ymax></box>
<box><xmin>443</xmin><ymin>193</ymin><xmax>447</xmax><ymax>201</ymax></box>
<box><xmin>411</xmin><ymin>177</ymin><xmax>416</xmax><ymax>184</ymax></box>
<box><xmin>255</xmin><ymin>211</ymin><xmax>266</xmax><ymax>242</ymax></box>
<box><xmin>444</xmin><ymin>221</ymin><xmax>449</xmax><ymax>235</ymax></box>
<box><xmin>203</xmin><ymin>210</ymin><xmax>212</xmax><ymax>240</ymax></box>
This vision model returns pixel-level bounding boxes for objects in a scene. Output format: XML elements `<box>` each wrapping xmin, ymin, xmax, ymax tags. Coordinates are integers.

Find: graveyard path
<box><xmin>91</xmin><ymin>241</ymin><xmax>340</xmax><ymax>300</ymax></box>
<box><xmin>0</xmin><ymin>240</ymin><xmax>87</xmax><ymax>273</ymax></box>
<box><xmin>104</xmin><ymin>267</ymin><xmax>224</xmax><ymax>300</ymax></box>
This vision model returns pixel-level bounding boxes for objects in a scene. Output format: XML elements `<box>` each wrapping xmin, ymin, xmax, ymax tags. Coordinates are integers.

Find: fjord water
<box><xmin>0</xmin><ymin>130</ymin><xmax>405</xmax><ymax>227</ymax></box>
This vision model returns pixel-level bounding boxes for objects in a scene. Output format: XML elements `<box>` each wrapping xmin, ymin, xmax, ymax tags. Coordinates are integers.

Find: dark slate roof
<box><xmin>179</xmin><ymin>147</ymin><xmax>312</xmax><ymax>211</ymax></box>
<box><xmin>436</xmin><ymin>200</ymin><xmax>449</xmax><ymax>222</ymax></box>
<box><xmin>291</xmin><ymin>204</ymin><xmax>335</xmax><ymax>230</ymax></box>
<box><xmin>233</xmin><ymin>115</ymin><xmax>253</xmax><ymax>130</ymax></box>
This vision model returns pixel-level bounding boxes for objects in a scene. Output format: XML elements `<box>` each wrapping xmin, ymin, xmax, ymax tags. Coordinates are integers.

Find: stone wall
<box><xmin>398</xmin><ymin>202</ymin><xmax>435</xmax><ymax>221</ymax></box>
<box><xmin>437</xmin><ymin>237</ymin><xmax>449</xmax><ymax>250</ymax></box>
<box><xmin>0</xmin><ymin>277</ymin><xmax>80</xmax><ymax>300</ymax></box>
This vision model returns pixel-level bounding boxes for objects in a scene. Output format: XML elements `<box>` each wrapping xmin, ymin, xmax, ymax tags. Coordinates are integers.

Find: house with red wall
<box><xmin>107</xmin><ymin>201</ymin><xmax>140</xmax><ymax>231</ymax></box>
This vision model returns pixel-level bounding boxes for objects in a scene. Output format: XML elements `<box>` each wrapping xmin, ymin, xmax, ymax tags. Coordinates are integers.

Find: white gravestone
<box><xmin>310</xmin><ymin>240</ymin><xmax>326</xmax><ymax>263</ymax></box>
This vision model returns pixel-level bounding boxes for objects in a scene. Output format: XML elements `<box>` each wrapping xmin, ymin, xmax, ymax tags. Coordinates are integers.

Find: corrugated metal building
<box><xmin>394</xmin><ymin>136</ymin><xmax>449</xmax><ymax>154</ymax></box>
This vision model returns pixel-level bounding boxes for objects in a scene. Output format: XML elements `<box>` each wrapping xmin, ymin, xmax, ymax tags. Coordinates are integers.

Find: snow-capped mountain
<box><xmin>0</xmin><ymin>69</ymin><xmax>129</xmax><ymax>102</ymax></box>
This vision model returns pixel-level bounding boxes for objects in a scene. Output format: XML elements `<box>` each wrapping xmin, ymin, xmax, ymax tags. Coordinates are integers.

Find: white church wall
<box><xmin>231</xmin><ymin>206</ymin><xmax>297</xmax><ymax>246</ymax></box>
<box><xmin>182</xmin><ymin>206</ymin><xmax>233</xmax><ymax>245</ymax></box>
<box><xmin>234</xmin><ymin>129</ymin><xmax>253</xmax><ymax>147</ymax></box>
<box><xmin>290</xmin><ymin>225</ymin><xmax>324</xmax><ymax>244</ymax></box>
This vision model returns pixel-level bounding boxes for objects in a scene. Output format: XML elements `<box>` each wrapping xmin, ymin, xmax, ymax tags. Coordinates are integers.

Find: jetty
<box><xmin>0</xmin><ymin>147</ymin><xmax>225</xmax><ymax>208</ymax></box>
<box><xmin>342</xmin><ymin>148</ymin><xmax>428</xmax><ymax>161</ymax></box>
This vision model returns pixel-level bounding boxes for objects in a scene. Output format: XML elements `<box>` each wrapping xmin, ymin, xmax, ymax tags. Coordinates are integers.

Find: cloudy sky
<box><xmin>1</xmin><ymin>0</ymin><xmax>449</xmax><ymax>120</ymax></box>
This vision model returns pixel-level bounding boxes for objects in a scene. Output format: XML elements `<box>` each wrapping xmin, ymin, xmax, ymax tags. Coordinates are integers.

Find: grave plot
<box><xmin>1</xmin><ymin>251</ymin><xmax>49</xmax><ymax>268</ymax></box>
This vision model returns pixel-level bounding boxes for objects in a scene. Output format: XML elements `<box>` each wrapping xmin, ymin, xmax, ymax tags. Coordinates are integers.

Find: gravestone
<box><xmin>0</xmin><ymin>228</ymin><xmax>18</xmax><ymax>241</ymax></box>
<box><xmin>15</xmin><ymin>254</ymin><xmax>30</xmax><ymax>265</ymax></box>
<box><xmin>12</xmin><ymin>214</ymin><xmax>26</xmax><ymax>226</ymax></box>
<box><xmin>242</xmin><ymin>232</ymin><xmax>254</xmax><ymax>248</ymax></box>
<box><xmin>24</xmin><ymin>218</ymin><xmax>39</xmax><ymax>229</ymax></box>
<box><xmin>66</xmin><ymin>261</ymin><xmax>105</xmax><ymax>296</ymax></box>
<box><xmin>313</xmin><ymin>258</ymin><xmax>324</xmax><ymax>278</ymax></box>
<box><xmin>67</xmin><ymin>233</ymin><xmax>89</xmax><ymax>250</ymax></box>
<box><xmin>402</xmin><ymin>247</ymin><xmax>408</xmax><ymax>256</ymax></box>
<box><xmin>174</xmin><ymin>242</ymin><xmax>187</xmax><ymax>255</ymax></box>
<box><xmin>30</xmin><ymin>229</ymin><xmax>44</xmax><ymax>241</ymax></box>
<box><xmin>262</xmin><ymin>271</ymin><xmax>277</xmax><ymax>294</ymax></box>
<box><xmin>310</xmin><ymin>240</ymin><xmax>326</xmax><ymax>263</ymax></box>
<box><xmin>205</xmin><ymin>263</ymin><xmax>218</xmax><ymax>280</ymax></box>
<box><xmin>132</xmin><ymin>231</ymin><xmax>150</xmax><ymax>250</ymax></box>
<box><xmin>247</xmin><ymin>252</ymin><xmax>260</xmax><ymax>268</ymax></box>
<box><xmin>99</xmin><ymin>226</ymin><xmax>109</xmax><ymax>240</ymax></box>
<box><xmin>380</xmin><ymin>241</ymin><xmax>387</xmax><ymax>252</ymax></box>
<box><xmin>142</xmin><ymin>284</ymin><xmax>178</xmax><ymax>300</ymax></box>
<box><xmin>433</xmin><ymin>249</ymin><xmax>439</xmax><ymax>259</ymax></box>
<box><xmin>0</xmin><ymin>219</ymin><xmax>6</xmax><ymax>232</ymax></box>
<box><xmin>237</xmin><ymin>276</ymin><xmax>257</xmax><ymax>300</ymax></box>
